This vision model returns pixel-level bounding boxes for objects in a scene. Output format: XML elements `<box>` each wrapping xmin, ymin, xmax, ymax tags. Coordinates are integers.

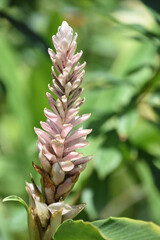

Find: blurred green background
<box><xmin>0</xmin><ymin>0</ymin><xmax>160</xmax><ymax>239</ymax></box>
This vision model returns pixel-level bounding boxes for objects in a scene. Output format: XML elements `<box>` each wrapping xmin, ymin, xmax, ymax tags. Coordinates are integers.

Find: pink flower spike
<box><xmin>32</xmin><ymin>21</ymin><xmax>92</xmax><ymax>215</ymax></box>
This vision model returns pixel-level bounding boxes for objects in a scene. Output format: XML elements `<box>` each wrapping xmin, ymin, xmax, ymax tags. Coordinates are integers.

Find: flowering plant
<box><xmin>26</xmin><ymin>20</ymin><xmax>92</xmax><ymax>239</ymax></box>
<box><xmin>3</xmin><ymin>21</ymin><xmax>160</xmax><ymax>240</ymax></box>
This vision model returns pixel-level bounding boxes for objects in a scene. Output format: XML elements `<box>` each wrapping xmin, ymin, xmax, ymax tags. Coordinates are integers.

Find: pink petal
<box><xmin>52</xmin><ymin>35</ymin><xmax>58</xmax><ymax>50</ymax></box>
<box><xmin>68</xmin><ymin>163</ymin><xmax>86</xmax><ymax>175</ymax></box>
<box><xmin>51</xmin><ymin>138</ymin><xmax>64</xmax><ymax>158</ymax></box>
<box><xmin>34</xmin><ymin>127</ymin><xmax>51</xmax><ymax>145</ymax></box>
<box><xmin>51</xmin><ymin>162</ymin><xmax>65</xmax><ymax>186</ymax></box>
<box><xmin>56</xmin><ymin>178</ymin><xmax>74</xmax><ymax>196</ymax></box>
<box><xmin>71</xmin><ymin>79</ymin><xmax>82</xmax><ymax>91</ymax></box>
<box><xmin>39</xmin><ymin>150</ymin><xmax>51</xmax><ymax>172</ymax></box>
<box><xmin>68</xmin><ymin>33</ymin><xmax>77</xmax><ymax>59</ymax></box>
<box><xmin>71</xmin><ymin>51</ymin><xmax>83</xmax><ymax>65</ymax></box>
<box><xmin>61</xmin><ymin>124</ymin><xmax>73</xmax><ymax>138</ymax></box>
<box><xmin>68</xmin><ymin>88</ymin><xmax>84</xmax><ymax>107</ymax></box>
<box><xmin>48</xmin><ymin>48</ymin><xmax>55</xmax><ymax>59</ymax></box>
<box><xmin>69</xmin><ymin>97</ymin><xmax>83</xmax><ymax>109</ymax></box>
<box><xmin>62</xmin><ymin>38</ymin><xmax>69</xmax><ymax>51</ymax></box>
<box><xmin>37</xmin><ymin>141</ymin><xmax>42</xmax><ymax>152</ymax></box>
<box><xmin>44</xmin><ymin>108</ymin><xmax>62</xmax><ymax>129</ymax></box>
<box><xmin>56</xmin><ymin>99</ymin><xmax>65</xmax><ymax>119</ymax></box>
<box><xmin>65</xmin><ymin>82</ymin><xmax>72</xmax><ymax>97</ymax></box>
<box><xmin>62</xmin><ymin>152</ymin><xmax>83</xmax><ymax>161</ymax></box>
<box><xmin>48</xmin><ymin>83</ymin><xmax>62</xmax><ymax>99</ymax></box>
<box><xmin>59</xmin><ymin>161</ymin><xmax>74</xmax><ymax>172</ymax></box>
<box><xmin>46</xmin><ymin>92</ymin><xmax>61</xmax><ymax>117</ymax></box>
<box><xmin>71</xmin><ymin>69</ymin><xmax>85</xmax><ymax>84</ymax></box>
<box><xmin>74</xmin><ymin>155</ymin><xmax>93</xmax><ymax>165</ymax></box>
<box><xmin>52</xmin><ymin>79</ymin><xmax>64</xmax><ymax>94</ymax></box>
<box><xmin>74</xmin><ymin>62</ymin><xmax>86</xmax><ymax>74</ymax></box>
<box><xmin>61</xmin><ymin>95</ymin><xmax>67</xmax><ymax>109</ymax></box>
<box><xmin>64</xmin><ymin>139</ymin><xmax>89</xmax><ymax>153</ymax></box>
<box><xmin>40</xmin><ymin>121</ymin><xmax>57</xmax><ymax>137</ymax></box>
<box><xmin>66</xmin><ymin>128</ymin><xmax>92</xmax><ymax>143</ymax></box>
<box><xmin>58</xmin><ymin>73</ymin><xmax>66</xmax><ymax>87</ymax></box>
<box><xmin>47</xmin><ymin>119</ymin><xmax>60</xmax><ymax>134</ymax></box>
<box><xmin>66</xmin><ymin>31</ymin><xmax>73</xmax><ymax>46</ymax></box>
<box><xmin>65</xmin><ymin>108</ymin><xmax>79</xmax><ymax>124</ymax></box>
<box><xmin>71</xmin><ymin>113</ymin><xmax>91</xmax><ymax>127</ymax></box>
<box><xmin>42</xmin><ymin>145</ymin><xmax>57</xmax><ymax>163</ymax></box>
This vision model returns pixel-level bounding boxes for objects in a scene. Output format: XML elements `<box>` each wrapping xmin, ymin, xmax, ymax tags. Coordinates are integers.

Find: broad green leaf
<box><xmin>92</xmin><ymin>217</ymin><xmax>160</xmax><ymax>240</ymax></box>
<box><xmin>54</xmin><ymin>220</ymin><xmax>106</xmax><ymax>240</ymax></box>
<box><xmin>130</xmin><ymin>118</ymin><xmax>160</xmax><ymax>157</ymax></box>
<box><xmin>116</xmin><ymin>110</ymin><xmax>138</xmax><ymax>139</ymax></box>
<box><xmin>2</xmin><ymin>195</ymin><xmax>28</xmax><ymax>213</ymax></box>
<box><xmin>82</xmin><ymin>85</ymin><xmax>135</xmax><ymax>115</ymax></box>
<box><xmin>94</xmin><ymin>148</ymin><xmax>122</xmax><ymax>179</ymax></box>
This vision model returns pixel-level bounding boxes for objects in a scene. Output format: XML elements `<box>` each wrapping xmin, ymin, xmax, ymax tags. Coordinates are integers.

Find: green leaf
<box><xmin>92</xmin><ymin>217</ymin><xmax>160</xmax><ymax>240</ymax></box>
<box><xmin>2</xmin><ymin>195</ymin><xmax>28</xmax><ymax>213</ymax></box>
<box><xmin>116</xmin><ymin>110</ymin><xmax>138</xmax><ymax>139</ymax></box>
<box><xmin>130</xmin><ymin>118</ymin><xmax>160</xmax><ymax>157</ymax></box>
<box><xmin>94</xmin><ymin>148</ymin><xmax>122</xmax><ymax>179</ymax></box>
<box><xmin>54</xmin><ymin>220</ymin><xmax>106</xmax><ymax>240</ymax></box>
<box><xmin>135</xmin><ymin>161</ymin><xmax>160</xmax><ymax>223</ymax></box>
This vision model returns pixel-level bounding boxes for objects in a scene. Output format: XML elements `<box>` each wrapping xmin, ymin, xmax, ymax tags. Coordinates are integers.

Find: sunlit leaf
<box><xmin>93</xmin><ymin>217</ymin><xmax>160</xmax><ymax>240</ymax></box>
<box><xmin>94</xmin><ymin>148</ymin><xmax>122</xmax><ymax>179</ymax></box>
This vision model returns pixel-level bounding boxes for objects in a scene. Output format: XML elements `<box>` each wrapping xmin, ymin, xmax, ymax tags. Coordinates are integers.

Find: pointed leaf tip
<box><xmin>2</xmin><ymin>195</ymin><xmax>29</xmax><ymax>213</ymax></box>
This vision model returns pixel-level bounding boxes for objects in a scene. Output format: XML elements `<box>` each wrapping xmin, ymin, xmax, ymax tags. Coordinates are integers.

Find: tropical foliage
<box><xmin>1</xmin><ymin>0</ymin><xmax>160</xmax><ymax>239</ymax></box>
